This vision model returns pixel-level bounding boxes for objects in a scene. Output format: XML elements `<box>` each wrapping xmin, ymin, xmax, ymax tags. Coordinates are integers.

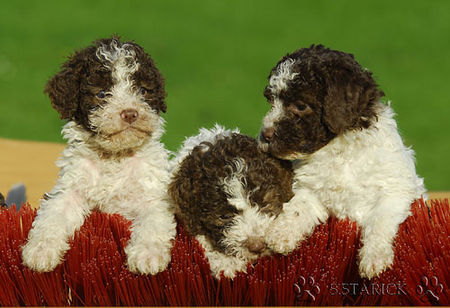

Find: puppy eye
<box><xmin>96</xmin><ymin>90</ymin><xmax>107</xmax><ymax>99</ymax></box>
<box><xmin>90</xmin><ymin>101</ymin><xmax>107</xmax><ymax>111</ymax></box>
<box><xmin>219</xmin><ymin>213</ymin><xmax>234</xmax><ymax>220</ymax></box>
<box><xmin>289</xmin><ymin>103</ymin><xmax>312</xmax><ymax>118</ymax></box>
<box><xmin>139</xmin><ymin>87</ymin><xmax>148</xmax><ymax>96</ymax></box>
<box><xmin>297</xmin><ymin>104</ymin><xmax>307</xmax><ymax>111</ymax></box>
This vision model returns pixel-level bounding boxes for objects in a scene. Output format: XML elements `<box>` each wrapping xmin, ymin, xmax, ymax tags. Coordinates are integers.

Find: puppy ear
<box><xmin>323</xmin><ymin>74</ymin><xmax>384</xmax><ymax>134</ymax></box>
<box><xmin>44</xmin><ymin>58</ymin><xmax>82</xmax><ymax>120</ymax></box>
<box><xmin>323</xmin><ymin>80</ymin><xmax>361</xmax><ymax>135</ymax></box>
<box><xmin>157</xmin><ymin>99</ymin><xmax>167</xmax><ymax>114</ymax></box>
<box><xmin>151</xmin><ymin>87</ymin><xmax>167</xmax><ymax>114</ymax></box>
<box><xmin>146</xmin><ymin>71</ymin><xmax>167</xmax><ymax>114</ymax></box>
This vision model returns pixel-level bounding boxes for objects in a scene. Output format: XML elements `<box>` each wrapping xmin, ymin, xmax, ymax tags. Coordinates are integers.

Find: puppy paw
<box><xmin>22</xmin><ymin>240</ymin><xmax>67</xmax><ymax>272</ymax></box>
<box><xmin>126</xmin><ymin>242</ymin><xmax>172</xmax><ymax>275</ymax></box>
<box><xmin>358</xmin><ymin>244</ymin><xmax>394</xmax><ymax>279</ymax></box>
<box><xmin>210</xmin><ymin>255</ymin><xmax>248</xmax><ymax>279</ymax></box>
<box><xmin>266</xmin><ymin>219</ymin><xmax>302</xmax><ymax>254</ymax></box>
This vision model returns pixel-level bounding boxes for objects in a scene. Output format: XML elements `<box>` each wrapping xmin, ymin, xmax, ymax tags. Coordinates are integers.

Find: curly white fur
<box><xmin>266</xmin><ymin>102</ymin><xmax>426</xmax><ymax>279</ymax></box>
<box><xmin>196</xmin><ymin>165</ymin><xmax>274</xmax><ymax>279</ymax></box>
<box><xmin>171</xmin><ymin>126</ymin><xmax>273</xmax><ymax>279</ymax></box>
<box><xmin>22</xmin><ymin>121</ymin><xmax>176</xmax><ymax>274</ymax></box>
<box><xmin>267</xmin><ymin>58</ymin><xmax>298</xmax><ymax>94</ymax></box>
<box><xmin>22</xmin><ymin>42</ymin><xmax>176</xmax><ymax>275</ymax></box>
<box><xmin>170</xmin><ymin>124</ymin><xmax>239</xmax><ymax>173</ymax></box>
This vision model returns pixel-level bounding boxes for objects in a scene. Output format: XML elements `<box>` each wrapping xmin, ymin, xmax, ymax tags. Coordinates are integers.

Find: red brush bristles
<box><xmin>0</xmin><ymin>205</ymin><xmax>67</xmax><ymax>306</ymax></box>
<box><xmin>0</xmin><ymin>198</ymin><xmax>448</xmax><ymax>306</ymax></box>
<box><xmin>356</xmin><ymin>199</ymin><xmax>450</xmax><ymax>306</ymax></box>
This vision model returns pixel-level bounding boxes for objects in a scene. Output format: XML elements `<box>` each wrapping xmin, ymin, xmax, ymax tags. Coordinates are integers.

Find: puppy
<box><xmin>22</xmin><ymin>37</ymin><xmax>176</xmax><ymax>275</ymax></box>
<box><xmin>259</xmin><ymin>45</ymin><xmax>426</xmax><ymax>279</ymax></box>
<box><xmin>169</xmin><ymin>125</ymin><xmax>294</xmax><ymax>278</ymax></box>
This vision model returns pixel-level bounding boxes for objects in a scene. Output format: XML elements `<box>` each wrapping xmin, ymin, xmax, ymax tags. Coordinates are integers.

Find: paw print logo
<box><xmin>293</xmin><ymin>276</ymin><xmax>321</xmax><ymax>301</ymax></box>
<box><xmin>416</xmin><ymin>276</ymin><xmax>444</xmax><ymax>301</ymax></box>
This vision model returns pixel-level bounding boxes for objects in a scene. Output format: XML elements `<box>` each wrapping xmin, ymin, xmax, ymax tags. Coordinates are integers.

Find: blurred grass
<box><xmin>0</xmin><ymin>0</ymin><xmax>449</xmax><ymax>190</ymax></box>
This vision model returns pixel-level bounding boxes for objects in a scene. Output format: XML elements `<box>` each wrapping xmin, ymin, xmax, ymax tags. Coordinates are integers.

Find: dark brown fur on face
<box><xmin>169</xmin><ymin>134</ymin><xmax>294</xmax><ymax>253</ymax></box>
<box><xmin>44</xmin><ymin>36</ymin><xmax>166</xmax><ymax>131</ymax></box>
<box><xmin>261</xmin><ymin>44</ymin><xmax>384</xmax><ymax>158</ymax></box>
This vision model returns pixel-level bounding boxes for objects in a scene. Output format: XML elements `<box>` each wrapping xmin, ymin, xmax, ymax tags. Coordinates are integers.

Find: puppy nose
<box><xmin>245</xmin><ymin>236</ymin><xmax>267</xmax><ymax>253</ymax></box>
<box><xmin>260</xmin><ymin>127</ymin><xmax>274</xmax><ymax>142</ymax></box>
<box><xmin>120</xmin><ymin>109</ymin><xmax>138</xmax><ymax>124</ymax></box>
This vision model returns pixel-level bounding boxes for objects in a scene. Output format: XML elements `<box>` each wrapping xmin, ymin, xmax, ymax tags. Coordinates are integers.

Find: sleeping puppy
<box><xmin>259</xmin><ymin>44</ymin><xmax>426</xmax><ymax>279</ymax></box>
<box><xmin>169</xmin><ymin>125</ymin><xmax>294</xmax><ymax>278</ymax></box>
<box><xmin>22</xmin><ymin>37</ymin><xmax>176</xmax><ymax>274</ymax></box>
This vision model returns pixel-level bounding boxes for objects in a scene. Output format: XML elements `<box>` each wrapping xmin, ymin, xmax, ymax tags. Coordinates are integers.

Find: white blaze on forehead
<box><xmin>96</xmin><ymin>41</ymin><xmax>139</xmax><ymax>89</ymax></box>
<box><xmin>95</xmin><ymin>41</ymin><xmax>147</xmax><ymax>115</ymax></box>
<box><xmin>262</xmin><ymin>98</ymin><xmax>284</xmax><ymax>129</ymax></box>
<box><xmin>262</xmin><ymin>58</ymin><xmax>298</xmax><ymax>129</ymax></box>
<box><xmin>87</xmin><ymin>41</ymin><xmax>162</xmax><ymax>152</ymax></box>
<box><xmin>268</xmin><ymin>58</ymin><xmax>298</xmax><ymax>94</ymax></box>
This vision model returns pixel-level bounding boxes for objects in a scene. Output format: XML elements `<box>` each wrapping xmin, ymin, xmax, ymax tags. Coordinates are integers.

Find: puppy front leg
<box><xmin>266</xmin><ymin>188</ymin><xmax>328</xmax><ymax>254</ymax></box>
<box><xmin>358</xmin><ymin>197</ymin><xmax>412</xmax><ymax>279</ymax></box>
<box><xmin>22</xmin><ymin>191</ymin><xmax>90</xmax><ymax>272</ymax></box>
<box><xmin>195</xmin><ymin>235</ymin><xmax>248</xmax><ymax>279</ymax></box>
<box><xmin>125</xmin><ymin>197</ymin><xmax>176</xmax><ymax>275</ymax></box>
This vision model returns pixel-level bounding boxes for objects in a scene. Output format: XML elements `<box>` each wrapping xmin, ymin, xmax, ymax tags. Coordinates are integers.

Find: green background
<box><xmin>0</xmin><ymin>0</ymin><xmax>449</xmax><ymax>190</ymax></box>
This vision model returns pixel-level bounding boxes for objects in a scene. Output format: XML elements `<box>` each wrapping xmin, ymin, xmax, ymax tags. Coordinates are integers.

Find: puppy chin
<box><xmin>92</xmin><ymin>128</ymin><xmax>152</xmax><ymax>154</ymax></box>
<box><xmin>258</xmin><ymin>141</ymin><xmax>309</xmax><ymax>161</ymax></box>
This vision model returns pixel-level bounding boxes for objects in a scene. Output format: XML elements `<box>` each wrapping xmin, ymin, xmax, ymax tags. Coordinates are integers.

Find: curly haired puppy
<box><xmin>22</xmin><ymin>37</ymin><xmax>176</xmax><ymax>274</ymax></box>
<box><xmin>259</xmin><ymin>45</ymin><xmax>426</xmax><ymax>279</ymax></box>
<box><xmin>169</xmin><ymin>125</ymin><xmax>294</xmax><ymax>278</ymax></box>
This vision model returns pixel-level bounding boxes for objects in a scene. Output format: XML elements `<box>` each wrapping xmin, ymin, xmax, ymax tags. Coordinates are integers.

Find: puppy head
<box><xmin>173</xmin><ymin>166</ymin><xmax>278</xmax><ymax>261</ymax></box>
<box><xmin>45</xmin><ymin>36</ymin><xmax>166</xmax><ymax>154</ymax></box>
<box><xmin>170</xmin><ymin>136</ymin><xmax>292</xmax><ymax>261</ymax></box>
<box><xmin>212</xmin><ymin>158</ymin><xmax>283</xmax><ymax>261</ymax></box>
<box><xmin>259</xmin><ymin>44</ymin><xmax>384</xmax><ymax>160</ymax></box>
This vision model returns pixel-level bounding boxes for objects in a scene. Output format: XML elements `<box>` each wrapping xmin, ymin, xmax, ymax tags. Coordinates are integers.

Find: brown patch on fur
<box><xmin>95</xmin><ymin>147</ymin><xmax>136</xmax><ymax>161</ymax></box>
<box><xmin>169</xmin><ymin>134</ymin><xmax>294</xmax><ymax>253</ymax></box>
<box><xmin>262</xmin><ymin>44</ymin><xmax>384</xmax><ymax>158</ymax></box>
<box><xmin>129</xmin><ymin>42</ymin><xmax>167</xmax><ymax>114</ymax></box>
<box><xmin>44</xmin><ymin>40</ymin><xmax>112</xmax><ymax>130</ymax></box>
<box><xmin>44</xmin><ymin>36</ymin><xmax>166</xmax><ymax>131</ymax></box>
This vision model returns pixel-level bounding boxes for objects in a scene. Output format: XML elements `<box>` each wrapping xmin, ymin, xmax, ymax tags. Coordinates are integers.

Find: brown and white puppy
<box><xmin>22</xmin><ymin>37</ymin><xmax>176</xmax><ymax>275</ymax></box>
<box><xmin>169</xmin><ymin>125</ymin><xmax>294</xmax><ymax>278</ymax></box>
<box><xmin>259</xmin><ymin>45</ymin><xmax>426</xmax><ymax>279</ymax></box>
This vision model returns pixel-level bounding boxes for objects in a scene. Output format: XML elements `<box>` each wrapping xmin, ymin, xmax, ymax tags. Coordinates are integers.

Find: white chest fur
<box><xmin>51</xmin><ymin>123</ymin><xmax>170</xmax><ymax>220</ymax></box>
<box><xmin>267</xmin><ymin>103</ymin><xmax>426</xmax><ymax>279</ymax></box>
<box><xmin>293</xmin><ymin>104</ymin><xmax>426</xmax><ymax>223</ymax></box>
<box><xmin>84</xmin><ymin>155</ymin><xmax>165</xmax><ymax>215</ymax></box>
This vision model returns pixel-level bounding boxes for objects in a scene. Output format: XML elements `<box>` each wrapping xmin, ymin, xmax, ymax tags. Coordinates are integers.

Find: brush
<box><xmin>0</xmin><ymin>198</ymin><xmax>448</xmax><ymax>306</ymax></box>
